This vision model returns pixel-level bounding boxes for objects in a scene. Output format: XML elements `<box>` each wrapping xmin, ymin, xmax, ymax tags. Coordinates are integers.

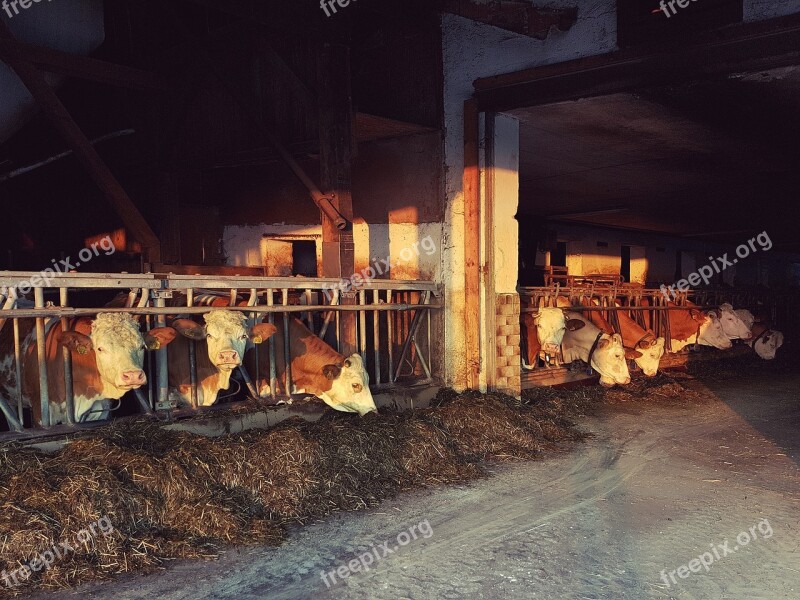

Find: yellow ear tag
<box><xmin>252</xmin><ymin>336</ymin><xmax>263</xmax><ymax>344</ymax></box>
<box><xmin>147</xmin><ymin>340</ymin><xmax>161</xmax><ymax>350</ymax></box>
<box><xmin>77</xmin><ymin>345</ymin><xmax>88</xmax><ymax>355</ymax></box>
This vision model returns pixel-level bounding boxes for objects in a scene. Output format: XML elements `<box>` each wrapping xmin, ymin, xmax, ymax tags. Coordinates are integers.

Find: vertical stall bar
<box><xmin>386</xmin><ymin>290</ymin><xmax>394</xmax><ymax>384</ymax></box>
<box><xmin>34</xmin><ymin>287</ymin><xmax>50</xmax><ymax>428</ymax></box>
<box><xmin>13</xmin><ymin>317</ymin><xmax>23</xmax><ymax>421</ymax></box>
<box><xmin>187</xmin><ymin>288</ymin><xmax>198</xmax><ymax>408</ymax></box>
<box><xmin>267</xmin><ymin>288</ymin><xmax>277</xmax><ymax>400</ymax></box>
<box><xmin>154</xmin><ymin>294</ymin><xmax>169</xmax><ymax>408</ymax></box>
<box><xmin>59</xmin><ymin>288</ymin><xmax>75</xmax><ymax>425</ymax></box>
<box><xmin>282</xmin><ymin>289</ymin><xmax>292</xmax><ymax>397</ymax></box>
<box><xmin>372</xmin><ymin>289</ymin><xmax>381</xmax><ymax>385</ymax></box>
<box><xmin>358</xmin><ymin>289</ymin><xmax>367</xmax><ymax>364</ymax></box>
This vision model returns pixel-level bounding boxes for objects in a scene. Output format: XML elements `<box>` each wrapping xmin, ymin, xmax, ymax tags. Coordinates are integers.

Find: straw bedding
<box><xmin>0</xmin><ymin>371</ymin><xmax>720</xmax><ymax>596</ymax></box>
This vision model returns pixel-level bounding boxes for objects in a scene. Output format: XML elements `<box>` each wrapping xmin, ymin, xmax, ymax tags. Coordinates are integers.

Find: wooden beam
<box><xmin>463</xmin><ymin>99</ymin><xmax>481</xmax><ymax>389</ymax></box>
<box><xmin>0</xmin><ymin>38</ymin><xmax>168</xmax><ymax>91</ymax></box>
<box><xmin>475</xmin><ymin>13</ymin><xmax>800</xmax><ymax>112</ymax></box>
<box><xmin>0</xmin><ymin>20</ymin><xmax>162</xmax><ymax>264</ymax></box>
<box><xmin>318</xmin><ymin>40</ymin><xmax>357</xmax><ymax>357</ymax></box>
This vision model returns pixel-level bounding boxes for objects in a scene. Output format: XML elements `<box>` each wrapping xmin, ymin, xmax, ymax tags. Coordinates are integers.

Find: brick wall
<box><xmin>494</xmin><ymin>293</ymin><xmax>521</xmax><ymax>396</ymax></box>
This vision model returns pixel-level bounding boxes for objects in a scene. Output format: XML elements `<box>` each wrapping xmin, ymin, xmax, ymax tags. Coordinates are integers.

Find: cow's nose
<box><xmin>218</xmin><ymin>350</ymin><xmax>240</xmax><ymax>364</ymax></box>
<box><xmin>121</xmin><ymin>370</ymin><xmax>146</xmax><ymax>386</ymax></box>
<box><xmin>542</xmin><ymin>343</ymin><xmax>559</xmax><ymax>354</ymax></box>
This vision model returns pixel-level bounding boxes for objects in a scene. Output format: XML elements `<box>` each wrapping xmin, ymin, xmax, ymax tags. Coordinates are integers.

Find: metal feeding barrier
<box><xmin>0</xmin><ymin>272</ymin><xmax>441</xmax><ymax>434</ymax></box>
<box><xmin>519</xmin><ymin>281</ymin><xmax>800</xmax><ymax>373</ymax></box>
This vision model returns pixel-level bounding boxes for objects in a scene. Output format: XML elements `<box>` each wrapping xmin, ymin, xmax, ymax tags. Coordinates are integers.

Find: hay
<box><xmin>0</xmin><ymin>391</ymin><xmax>588</xmax><ymax>597</ymax></box>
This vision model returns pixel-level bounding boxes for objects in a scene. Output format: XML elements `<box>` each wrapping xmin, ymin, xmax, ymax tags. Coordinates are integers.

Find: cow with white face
<box><xmin>528</xmin><ymin>306</ymin><xmax>586</xmax><ymax>362</ymax></box>
<box><xmin>0</xmin><ymin>313</ymin><xmax>177</xmax><ymax>425</ymax></box>
<box><xmin>560</xmin><ymin>312</ymin><xmax>633</xmax><ymax>387</ymax></box>
<box><xmin>245</xmin><ymin>315</ymin><xmax>377</xmax><ymax>416</ymax></box>
<box><xmin>735</xmin><ymin>309</ymin><xmax>784</xmax><ymax>360</ymax></box>
<box><xmin>717</xmin><ymin>303</ymin><xmax>752</xmax><ymax>340</ymax></box>
<box><xmin>167</xmin><ymin>310</ymin><xmax>277</xmax><ymax>407</ymax></box>
<box><xmin>699</xmin><ymin>311</ymin><xmax>734</xmax><ymax>350</ymax></box>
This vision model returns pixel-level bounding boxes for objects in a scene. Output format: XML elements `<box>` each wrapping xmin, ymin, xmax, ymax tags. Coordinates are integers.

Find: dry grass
<box><xmin>0</xmin><ymin>391</ymin><xmax>584</xmax><ymax>597</ymax></box>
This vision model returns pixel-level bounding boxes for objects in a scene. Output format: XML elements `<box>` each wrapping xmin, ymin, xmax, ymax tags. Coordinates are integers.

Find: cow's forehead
<box><xmin>204</xmin><ymin>310</ymin><xmax>247</xmax><ymax>336</ymax></box>
<box><xmin>91</xmin><ymin>313</ymin><xmax>143</xmax><ymax>347</ymax></box>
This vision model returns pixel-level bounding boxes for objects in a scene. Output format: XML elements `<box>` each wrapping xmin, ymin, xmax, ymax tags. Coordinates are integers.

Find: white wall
<box><xmin>441</xmin><ymin>1</ymin><xmax>617</xmax><ymax>390</ymax></box>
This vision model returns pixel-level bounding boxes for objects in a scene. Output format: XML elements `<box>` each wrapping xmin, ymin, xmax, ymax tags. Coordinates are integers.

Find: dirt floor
<box><xmin>21</xmin><ymin>371</ymin><xmax>800</xmax><ymax>600</ymax></box>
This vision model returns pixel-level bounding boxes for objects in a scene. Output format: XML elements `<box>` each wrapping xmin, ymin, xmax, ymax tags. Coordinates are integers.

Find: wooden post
<box><xmin>318</xmin><ymin>41</ymin><xmax>357</xmax><ymax>357</ymax></box>
<box><xmin>0</xmin><ymin>20</ymin><xmax>162</xmax><ymax>265</ymax></box>
<box><xmin>463</xmin><ymin>99</ymin><xmax>481</xmax><ymax>389</ymax></box>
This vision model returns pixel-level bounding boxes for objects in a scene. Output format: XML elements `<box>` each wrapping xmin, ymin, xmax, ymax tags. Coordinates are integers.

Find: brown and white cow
<box><xmin>717</xmin><ymin>303</ymin><xmax>752</xmax><ymax>340</ymax></box>
<box><xmin>244</xmin><ymin>314</ymin><xmax>377</xmax><ymax>416</ymax></box>
<box><xmin>166</xmin><ymin>310</ymin><xmax>277</xmax><ymax>407</ymax></box>
<box><xmin>664</xmin><ymin>302</ymin><xmax>732</xmax><ymax>352</ymax></box>
<box><xmin>579</xmin><ymin>299</ymin><xmax>665</xmax><ymax>377</ymax></box>
<box><xmin>560</xmin><ymin>311</ymin><xmax>633</xmax><ymax>387</ymax></box>
<box><xmin>735</xmin><ymin>309</ymin><xmax>784</xmax><ymax>360</ymax></box>
<box><xmin>521</xmin><ymin>302</ymin><xmax>585</xmax><ymax>367</ymax></box>
<box><xmin>0</xmin><ymin>313</ymin><xmax>176</xmax><ymax>425</ymax></box>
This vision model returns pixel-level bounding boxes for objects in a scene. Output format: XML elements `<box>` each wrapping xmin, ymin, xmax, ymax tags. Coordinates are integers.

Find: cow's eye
<box><xmin>97</xmin><ymin>347</ymin><xmax>105</xmax><ymax>353</ymax></box>
<box><xmin>240</xmin><ymin>334</ymin><xmax>248</xmax><ymax>340</ymax></box>
<box><xmin>352</xmin><ymin>383</ymin><xmax>363</xmax><ymax>393</ymax></box>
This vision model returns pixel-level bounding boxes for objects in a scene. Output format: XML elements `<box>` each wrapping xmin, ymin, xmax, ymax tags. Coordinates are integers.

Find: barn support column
<box><xmin>318</xmin><ymin>41</ymin><xmax>357</xmax><ymax>357</ymax></box>
<box><xmin>479</xmin><ymin>113</ymin><xmax>521</xmax><ymax>396</ymax></box>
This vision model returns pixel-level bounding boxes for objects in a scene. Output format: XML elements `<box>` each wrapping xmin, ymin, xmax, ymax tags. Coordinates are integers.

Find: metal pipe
<box><xmin>372</xmin><ymin>289</ymin><xmax>380</xmax><ymax>385</ymax></box>
<box><xmin>154</xmin><ymin>294</ymin><xmax>169</xmax><ymax>408</ymax></box>
<box><xmin>133</xmin><ymin>388</ymin><xmax>154</xmax><ymax>415</ymax></box>
<box><xmin>267</xmin><ymin>288</ymin><xmax>277</xmax><ymax>400</ymax></box>
<box><xmin>13</xmin><ymin>317</ymin><xmax>22</xmax><ymax>422</ymax></box>
<box><xmin>59</xmin><ymin>288</ymin><xmax>75</xmax><ymax>425</ymax></box>
<box><xmin>33</xmin><ymin>287</ymin><xmax>49</xmax><ymax>427</ymax></box>
<box><xmin>282</xmin><ymin>289</ymin><xmax>292</xmax><ymax>396</ymax></box>
<box><xmin>188</xmin><ymin>340</ymin><xmax>198</xmax><ymax>408</ymax></box>
<box><xmin>386</xmin><ymin>290</ymin><xmax>394</xmax><ymax>384</ymax></box>
<box><xmin>0</xmin><ymin>394</ymin><xmax>23</xmax><ymax>432</ymax></box>
<box><xmin>358</xmin><ymin>289</ymin><xmax>367</xmax><ymax>364</ymax></box>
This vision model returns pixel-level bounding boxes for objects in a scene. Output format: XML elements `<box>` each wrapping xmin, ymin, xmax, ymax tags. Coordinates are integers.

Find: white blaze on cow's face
<box><xmin>203</xmin><ymin>311</ymin><xmax>250</xmax><ymax>371</ymax></box>
<box><xmin>754</xmin><ymin>330</ymin><xmax>784</xmax><ymax>360</ymax></box>
<box><xmin>718</xmin><ymin>304</ymin><xmax>752</xmax><ymax>340</ymax></box>
<box><xmin>635</xmin><ymin>337</ymin><xmax>665</xmax><ymax>377</ymax></box>
<box><xmin>534</xmin><ymin>307</ymin><xmax>568</xmax><ymax>355</ymax></box>
<box><xmin>699</xmin><ymin>312</ymin><xmax>733</xmax><ymax>349</ymax></box>
<box><xmin>90</xmin><ymin>313</ymin><xmax>149</xmax><ymax>393</ymax></box>
<box><xmin>592</xmin><ymin>333</ymin><xmax>632</xmax><ymax>387</ymax></box>
<box><xmin>321</xmin><ymin>354</ymin><xmax>377</xmax><ymax>416</ymax></box>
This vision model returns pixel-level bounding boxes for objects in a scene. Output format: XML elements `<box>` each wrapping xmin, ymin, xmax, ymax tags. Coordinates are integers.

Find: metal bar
<box><xmin>248</xmin><ymin>288</ymin><xmax>259</xmax><ymax>390</ymax></box>
<box><xmin>358</xmin><ymin>289</ymin><xmax>367</xmax><ymax>363</ymax></box>
<box><xmin>318</xmin><ymin>289</ymin><xmax>339</xmax><ymax>340</ymax></box>
<box><xmin>154</xmin><ymin>294</ymin><xmax>169</xmax><ymax>408</ymax></box>
<box><xmin>13</xmin><ymin>317</ymin><xmax>23</xmax><ymax>422</ymax></box>
<box><xmin>238</xmin><ymin>365</ymin><xmax>260</xmax><ymax>400</ymax></box>
<box><xmin>0</xmin><ymin>394</ymin><xmax>23</xmax><ymax>432</ymax></box>
<box><xmin>267</xmin><ymin>288</ymin><xmax>277</xmax><ymax>400</ymax></box>
<box><xmin>282</xmin><ymin>289</ymin><xmax>292</xmax><ymax>396</ymax></box>
<box><xmin>0</xmin><ymin>292</ymin><xmax>16</xmax><ymax>334</ymax></box>
<box><xmin>372</xmin><ymin>289</ymin><xmax>381</xmax><ymax>385</ymax></box>
<box><xmin>34</xmin><ymin>287</ymin><xmax>50</xmax><ymax>427</ymax></box>
<box><xmin>188</xmin><ymin>340</ymin><xmax>198</xmax><ymax>409</ymax></box>
<box><xmin>394</xmin><ymin>303</ymin><xmax>430</xmax><ymax>381</ymax></box>
<box><xmin>133</xmin><ymin>389</ymin><xmax>154</xmax><ymax>415</ymax></box>
<box><xmin>59</xmin><ymin>288</ymin><xmax>75</xmax><ymax>425</ymax></box>
<box><xmin>0</xmin><ymin>303</ymin><xmax>443</xmax><ymax>319</ymax></box>
<box><xmin>386</xmin><ymin>290</ymin><xmax>394</xmax><ymax>384</ymax></box>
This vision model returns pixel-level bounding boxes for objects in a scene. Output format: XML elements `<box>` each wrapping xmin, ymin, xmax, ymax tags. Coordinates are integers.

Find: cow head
<box><xmin>718</xmin><ymin>304</ymin><xmax>752</xmax><ymax>340</ymax></box>
<box><xmin>633</xmin><ymin>336</ymin><xmax>665</xmax><ymax>377</ymax></box>
<box><xmin>320</xmin><ymin>354</ymin><xmax>377</xmax><ymax>416</ymax></box>
<box><xmin>753</xmin><ymin>330</ymin><xmax>784</xmax><ymax>360</ymax></box>
<box><xmin>699</xmin><ymin>311</ymin><xmax>733</xmax><ymax>349</ymax></box>
<box><xmin>532</xmin><ymin>307</ymin><xmax>585</xmax><ymax>355</ymax></box>
<box><xmin>58</xmin><ymin>313</ymin><xmax>177</xmax><ymax>398</ymax></box>
<box><xmin>173</xmin><ymin>311</ymin><xmax>276</xmax><ymax>371</ymax></box>
<box><xmin>592</xmin><ymin>333</ymin><xmax>632</xmax><ymax>387</ymax></box>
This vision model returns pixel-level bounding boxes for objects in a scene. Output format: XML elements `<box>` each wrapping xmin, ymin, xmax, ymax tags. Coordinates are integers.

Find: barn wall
<box><xmin>441</xmin><ymin>2</ymin><xmax>618</xmax><ymax>390</ymax></box>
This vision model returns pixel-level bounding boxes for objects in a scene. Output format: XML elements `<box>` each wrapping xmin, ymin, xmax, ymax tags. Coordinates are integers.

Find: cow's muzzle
<box><xmin>119</xmin><ymin>369</ymin><xmax>147</xmax><ymax>388</ymax></box>
<box><xmin>216</xmin><ymin>350</ymin><xmax>241</xmax><ymax>368</ymax></box>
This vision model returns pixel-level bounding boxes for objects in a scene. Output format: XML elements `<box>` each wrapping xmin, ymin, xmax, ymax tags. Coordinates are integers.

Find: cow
<box><xmin>735</xmin><ymin>309</ymin><xmax>784</xmax><ymax>360</ymax></box>
<box><xmin>717</xmin><ymin>303</ymin><xmax>752</xmax><ymax>340</ymax></box>
<box><xmin>579</xmin><ymin>299</ymin><xmax>665</xmax><ymax>377</ymax></box>
<box><xmin>560</xmin><ymin>311</ymin><xmax>633</xmax><ymax>387</ymax></box>
<box><xmin>662</xmin><ymin>302</ymin><xmax>732</xmax><ymax>352</ymax></box>
<box><xmin>0</xmin><ymin>313</ymin><xmax>177</xmax><ymax>426</ymax></box>
<box><xmin>244</xmin><ymin>314</ymin><xmax>377</xmax><ymax>416</ymax></box>
<box><xmin>520</xmin><ymin>301</ymin><xmax>585</xmax><ymax>367</ymax></box>
<box><xmin>166</xmin><ymin>310</ymin><xmax>278</xmax><ymax>407</ymax></box>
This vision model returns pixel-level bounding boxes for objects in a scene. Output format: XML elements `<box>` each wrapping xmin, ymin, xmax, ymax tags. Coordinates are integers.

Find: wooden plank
<box><xmin>463</xmin><ymin>99</ymin><xmax>480</xmax><ymax>389</ymax></box>
<box><xmin>0</xmin><ymin>20</ymin><xmax>162</xmax><ymax>264</ymax></box>
<box><xmin>0</xmin><ymin>38</ymin><xmax>169</xmax><ymax>91</ymax></box>
<box><xmin>318</xmin><ymin>40</ymin><xmax>357</xmax><ymax>357</ymax></box>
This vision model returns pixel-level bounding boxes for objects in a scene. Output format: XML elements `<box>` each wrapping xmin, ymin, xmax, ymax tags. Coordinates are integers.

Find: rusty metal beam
<box><xmin>0</xmin><ymin>38</ymin><xmax>169</xmax><ymax>91</ymax></box>
<box><xmin>0</xmin><ymin>20</ymin><xmax>162</xmax><ymax>264</ymax></box>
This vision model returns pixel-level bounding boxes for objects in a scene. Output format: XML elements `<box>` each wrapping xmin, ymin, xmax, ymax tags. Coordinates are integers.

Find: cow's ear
<box><xmin>625</xmin><ymin>349</ymin><xmax>643</xmax><ymax>360</ymax></box>
<box><xmin>249</xmin><ymin>322</ymin><xmax>277</xmax><ymax>344</ymax></box>
<box><xmin>566</xmin><ymin>319</ymin><xmax>585</xmax><ymax>331</ymax></box>
<box><xmin>173</xmin><ymin>319</ymin><xmax>206</xmax><ymax>341</ymax></box>
<box><xmin>145</xmin><ymin>327</ymin><xmax>177</xmax><ymax>350</ymax></box>
<box><xmin>689</xmin><ymin>309</ymin><xmax>704</xmax><ymax>322</ymax></box>
<box><xmin>58</xmin><ymin>331</ymin><xmax>93</xmax><ymax>355</ymax></box>
<box><xmin>323</xmin><ymin>364</ymin><xmax>342</xmax><ymax>380</ymax></box>
<box><xmin>597</xmin><ymin>337</ymin><xmax>610</xmax><ymax>349</ymax></box>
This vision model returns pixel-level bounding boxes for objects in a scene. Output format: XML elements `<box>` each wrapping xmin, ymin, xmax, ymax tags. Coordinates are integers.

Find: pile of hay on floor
<box><xmin>0</xmin><ymin>389</ymin><xmax>585</xmax><ymax>597</ymax></box>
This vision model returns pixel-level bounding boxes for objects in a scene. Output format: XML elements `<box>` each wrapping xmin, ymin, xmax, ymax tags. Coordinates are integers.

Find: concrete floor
<box><xmin>32</xmin><ymin>373</ymin><xmax>800</xmax><ymax>600</ymax></box>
